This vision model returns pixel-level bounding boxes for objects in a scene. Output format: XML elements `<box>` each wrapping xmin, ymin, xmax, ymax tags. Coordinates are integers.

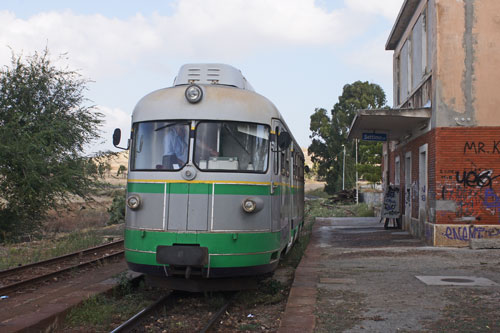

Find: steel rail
<box><xmin>200</xmin><ymin>291</ymin><xmax>239</xmax><ymax>333</ymax></box>
<box><xmin>110</xmin><ymin>292</ymin><xmax>174</xmax><ymax>333</ymax></box>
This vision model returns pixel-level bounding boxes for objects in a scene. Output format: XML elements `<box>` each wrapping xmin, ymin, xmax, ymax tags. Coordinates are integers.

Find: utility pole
<box><xmin>342</xmin><ymin>144</ymin><xmax>346</xmax><ymax>190</ymax></box>
<box><xmin>355</xmin><ymin>139</ymin><xmax>359</xmax><ymax>204</ymax></box>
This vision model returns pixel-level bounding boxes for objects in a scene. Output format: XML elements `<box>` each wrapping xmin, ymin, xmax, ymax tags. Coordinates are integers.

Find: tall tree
<box><xmin>0</xmin><ymin>49</ymin><xmax>103</xmax><ymax>240</ymax></box>
<box><xmin>309</xmin><ymin>81</ymin><xmax>387</xmax><ymax>194</ymax></box>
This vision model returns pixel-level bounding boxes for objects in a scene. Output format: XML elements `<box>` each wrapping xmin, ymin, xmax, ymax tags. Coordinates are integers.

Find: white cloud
<box><xmin>0</xmin><ymin>0</ymin><xmax>382</xmax><ymax>79</ymax></box>
<box><xmin>89</xmin><ymin>105</ymin><xmax>131</xmax><ymax>153</ymax></box>
<box><xmin>0</xmin><ymin>0</ymin><xmax>400</xmax><ymax>151</ymax></box>
<box><xmin>345</xmin><ymin>33</ymin><xmax>393</xmax><ymax>76</ymax></box>
<box><xmin>343</xmin><ymin>32</ymin><xmax>395</xmax><ymax>105</ymax></box>
<box><xmin>0</xmin><ymin>10</ymin><xmax>163</xmax><ymax>79</ymax></box>
<box><xmin>345</xmin><ymin>0</ymin><xmax>403</xmax><ymax>20</ymax></box>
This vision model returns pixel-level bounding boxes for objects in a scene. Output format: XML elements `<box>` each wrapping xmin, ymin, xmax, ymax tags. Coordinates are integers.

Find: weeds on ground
<box><xmin>307</xmin><ymin>199</ymin><xmax>375</xmax><ymax>219</ymax></box>
<box><xmin>237</xmin><ymin>278</ymin><xmax>288</xmax><ymax>306</ymax></box>
<box><xmin>306</xmin><ymin>186</ymin><xmax>376</xmax><ymax>218</ymax></box>
<box><xmin>64</xmin><ymin>275</ymin><xmax>157</xmax><ymax>332</ymax></box>
<box><xmin>0</xmin><ymin>230</ymin><xmax>107</xmax><ymax>270</ymax></box>
<box><xmin>305</xmin><ymin>187</ymin><xmax>330</xmax><ymax>199</ymax></box>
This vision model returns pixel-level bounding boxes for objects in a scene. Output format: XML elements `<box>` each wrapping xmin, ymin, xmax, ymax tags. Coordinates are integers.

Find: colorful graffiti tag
<box><xmin>442</xmin><ymin>225</ymin><xmax>500</xmax><ymax>241</ymax></box>
<box><xmin>438</xmin><ymin>141</ymin><xmax>500</xmax><ymax>224</ymax></box>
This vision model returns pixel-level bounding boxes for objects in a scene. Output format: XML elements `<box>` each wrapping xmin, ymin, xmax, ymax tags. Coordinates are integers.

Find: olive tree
<box><xmin>0</xmin><ymin>50</ymin><xmax>103</xmax><ymax>240</ymax></box>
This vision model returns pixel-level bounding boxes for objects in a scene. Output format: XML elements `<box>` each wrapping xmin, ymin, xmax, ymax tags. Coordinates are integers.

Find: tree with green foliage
<box><xmin>116</xmin><ymin>165</ymin><xmax>127</xmax><ymax>178</ymax></box>
<box><xmin>0</xmin><ymin>49</ymin><xmax>103</xmax><ymax>241</ymax></box>
<box><xmin>308</xmin><ymin>81</ymin><xmax>386</xmax><ymax>194</ymax></box>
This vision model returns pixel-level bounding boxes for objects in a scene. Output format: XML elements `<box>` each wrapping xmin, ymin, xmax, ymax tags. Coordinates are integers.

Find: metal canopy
<box><xmin>347</xmin><ymin>107</ymin><xmax>431</xmax><ymax>141</ymax></box>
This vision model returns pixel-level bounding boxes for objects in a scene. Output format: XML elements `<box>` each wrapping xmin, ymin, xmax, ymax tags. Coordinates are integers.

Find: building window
<box><xmin>395</xmin><ymin>156</ymin><xmax>401</xmax><ymax>186</ymax></box>
<box><xmin>405</xmin><ymin>152</ymin><xmax>412</xmax><ymax>218</ymax></box>
<box><xmin>418</xmin><ymin>144</ymin><xmax>428</xmax><ymax>221</ymax></box>
<box><xmin>395</xmin><ymin>5</ymin><xmax>431</xmax><ymax>107</ymax></box>
<box><xmin>422</xmin><ymin>11</ymin><xmax>427</xmax><ymax>75</ymax></box>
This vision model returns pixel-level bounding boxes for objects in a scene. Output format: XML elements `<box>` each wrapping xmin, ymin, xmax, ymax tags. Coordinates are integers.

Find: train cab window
<box><xmin>130</xmin><ymin>121</ymin><xmax>189</xmax><ymax>171</ymax></box>
<box><xmin>194</xmin><ymin>121</ymin><xmax>269</xmax><ymax>172</ymax></box>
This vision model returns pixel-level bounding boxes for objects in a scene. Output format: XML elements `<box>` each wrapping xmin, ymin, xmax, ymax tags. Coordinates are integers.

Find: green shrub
<box><xmin>107</xmin><ymin>191</ymin><xmax>125</xmax><ymax>225</ymax></box>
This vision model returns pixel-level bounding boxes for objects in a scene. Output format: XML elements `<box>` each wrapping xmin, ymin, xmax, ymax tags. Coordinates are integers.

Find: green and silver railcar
<box><xmin>114</xmin><ymin>64</ymin><xmax>305</xmax><ymax>287</ymax></box>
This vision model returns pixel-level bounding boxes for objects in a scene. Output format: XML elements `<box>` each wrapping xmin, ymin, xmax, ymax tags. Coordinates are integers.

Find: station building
<box><xmin>348</xmin><ymin>0</ymin><xmax>500</xmax><ymax>246</ymax></box>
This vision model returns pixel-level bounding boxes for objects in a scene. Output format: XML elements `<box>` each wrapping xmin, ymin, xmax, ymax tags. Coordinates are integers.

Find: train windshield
<box><xmin>130</xmin><ymin>121</ymin><xmax>190</xmax><ymax>171</ymax></box>
<box><xmin>194</xmin><ymin>122</ymin><xmax>269</xmax><ymax>172</ymax></box>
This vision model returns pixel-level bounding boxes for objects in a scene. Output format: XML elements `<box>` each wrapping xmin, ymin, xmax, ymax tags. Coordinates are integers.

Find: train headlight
<box><xmin>242</xmin><ymin>199</ymin><xmax>257</xmax><ymax>213</ymax></box>
<box><xmin>185</xmin><ymin>84</ymin><xmax>203</xmax><ymax>103</ymax></box>
<box><xmin>126</xmin><ymin>195</ymin><xmax>141</xmax><ymax>210</ymax></box>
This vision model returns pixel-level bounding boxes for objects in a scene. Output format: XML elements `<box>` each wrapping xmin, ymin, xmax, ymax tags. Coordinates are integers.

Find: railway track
<box><xmin>0</xmin><ymin>239</ymin><xmax>124</xmax><ymax>295</ymax></box>
<box><xmin>110</xmin><ymin>290</ymin><xmax>238</xmax><ymax>333</ymax></box>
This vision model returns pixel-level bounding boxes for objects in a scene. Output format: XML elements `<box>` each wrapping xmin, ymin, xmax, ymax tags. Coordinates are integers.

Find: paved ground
<box><xmin>279</xmin><ymin>217</ymin><xmax>500</xmax><ymax>332</ymax></box>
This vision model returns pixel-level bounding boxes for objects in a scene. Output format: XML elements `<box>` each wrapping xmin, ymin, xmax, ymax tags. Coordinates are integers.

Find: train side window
<box><xmin>286</xmin><ymin>150</ymin><xmax>290</xmax><ymax>174</ymax></box>
<box><xmin>294</xmin><ymin>152</ymin><xmax>298</xmax><ymax>180</ymax></box>
<box><xmin>300</xmin><ymin>157</ymin><xmax>304</xmax><ymax>180</ymax></box>
<box><xmin>282</xmin><ymin>148</ymin><xmax>289</xmax><ymax>177</ymax></box>
<box><xmin>274</xmin><ymin>126</ymin><xmax>279</xmax><ymax>175</ymax></box>
<box><xmin>280</xmin><ymin>149</ymin><xmax>285</xmax><ymax>175</ymax></box>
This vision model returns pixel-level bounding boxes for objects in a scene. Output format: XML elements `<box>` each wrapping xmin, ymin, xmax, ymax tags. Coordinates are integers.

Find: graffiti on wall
<box><xmin>463</xmin><ymin>141</ymin><xmax>500</xmax><ymax>155</ymax></box>
<box><xmin>382</xmin><ymin>186</ymin><xmax>400</xmax><ymax>218</ymax></box>
<box><xmin>442</xmin><ymin>225</ymin><xmax>500</xmax><ymax>241</ymax></box>
<box><xmin>438</xmin><ymin>141</ymin><xmax>500</xmax><ymax>223</ymax></box>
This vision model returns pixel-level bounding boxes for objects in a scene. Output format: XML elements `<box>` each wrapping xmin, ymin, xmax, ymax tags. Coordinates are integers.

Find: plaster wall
<box><xmin>434</xmin><ymin>0</ymin><xmax>500</xmax><ymax>127</ymax></box>
<box><xmin>434</xmin><ymin>0</ymin><xmax>466</xmax><ymax>126</ymax></box>
<box><xmin>474</xmin><ymin>0</ymin><xmax>500</xmax><ymax>126</ymax></box>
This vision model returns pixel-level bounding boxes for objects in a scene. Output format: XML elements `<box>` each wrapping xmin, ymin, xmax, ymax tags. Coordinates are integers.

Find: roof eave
<box><xmin>386</xmin><ymin>0</ymin><xmax>421</xmax><ymax>50</ymax></box>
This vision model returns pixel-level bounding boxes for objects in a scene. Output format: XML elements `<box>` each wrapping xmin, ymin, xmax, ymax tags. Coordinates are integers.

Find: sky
<box><xmin>0</xmin><ymin>0</ymin><xmax>403</xmax><ymax>154</ymax></box>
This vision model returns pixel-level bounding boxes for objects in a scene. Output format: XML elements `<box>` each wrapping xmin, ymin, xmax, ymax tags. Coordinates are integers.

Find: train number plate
<box><xmin>156</xmin><ymin>246</ymin><xmax>209</xmax><ymax>266</ymax></box>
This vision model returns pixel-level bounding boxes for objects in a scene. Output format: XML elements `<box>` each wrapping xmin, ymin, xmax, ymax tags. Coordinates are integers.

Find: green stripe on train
<box><xmin>124</xmin><ymin>228</ymin><xmax>281</xmax><ymax>267</ymax></box>
<box><xmin>128</xmin><ymin>182</ymin><xmax>270</xmax><ymax>195</ymax></box>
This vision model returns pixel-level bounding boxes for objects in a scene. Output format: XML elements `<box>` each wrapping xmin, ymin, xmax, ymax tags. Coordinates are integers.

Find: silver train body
<box><xmin>118</xmin><ymin>64</ymin><xmax>305</xmax><ymax>288</ymax></box>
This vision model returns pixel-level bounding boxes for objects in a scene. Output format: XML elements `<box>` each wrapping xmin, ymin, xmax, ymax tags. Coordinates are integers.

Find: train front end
<box><xmin>119</xmin><ymin>64</ymin><xmax>290</xmax><ymax>290</ymax></box>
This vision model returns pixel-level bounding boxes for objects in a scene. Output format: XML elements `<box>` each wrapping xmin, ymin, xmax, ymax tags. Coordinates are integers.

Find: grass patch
<box><xmin>307</xmin><ymin>199</ymin><xmax>374</xmax><ymax>218</ymax></box>
<box><xmin>64</xmin><ymin>275</ymin><xmax>158</xmax><ymax>332</ymax></box>
<box><xmin>305</xmin><ymin>187</ymin><xmax>330</xmax><ymax>199</ymax></box>
<box><xmin>0</xmin><ymin>228</ymin><xmax>121</xmax><ymax>270</ymax></box>
<box><xmin>239</xmin><ymin>323</ymin><xmax>260</xmax><ymax>331</ymax></box>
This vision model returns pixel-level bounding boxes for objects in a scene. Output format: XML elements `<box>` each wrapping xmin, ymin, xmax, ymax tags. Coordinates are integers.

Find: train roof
<box><xmin>173</xmin><ymin>63</ymin><xmax>255</xmax><ymax>91</ymax></box>
<box><xmin>131</xmin><ymin>64</ymin><xmax>302</xmax><ymax>156</ymax></box>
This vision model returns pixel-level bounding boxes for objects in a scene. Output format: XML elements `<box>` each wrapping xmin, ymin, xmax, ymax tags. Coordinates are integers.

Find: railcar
<box><xmin>113</xmin><ymin>64</ymin><xmax>305</xmax><ymax>291</ymax></box>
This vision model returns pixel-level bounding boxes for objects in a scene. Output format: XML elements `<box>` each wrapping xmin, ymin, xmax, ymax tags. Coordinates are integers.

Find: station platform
<box><xmin>279</xmin><ymin>217</ymin><xmax>500</xmax><ymax>332</ymax></box>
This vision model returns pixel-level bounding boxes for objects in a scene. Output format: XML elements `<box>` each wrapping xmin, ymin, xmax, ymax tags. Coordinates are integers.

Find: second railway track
<box><xmin>0</xmin><ymin>239</ymin><xmax>124</xmax><ymax>295</ymax></box>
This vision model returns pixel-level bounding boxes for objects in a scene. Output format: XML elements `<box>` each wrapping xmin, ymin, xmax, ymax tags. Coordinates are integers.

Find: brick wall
<box><xmin>435</xmin><ymin>127</ymin><xmax>500</xmax><ymax>225</ymax></box>
<box><xmin>386</xmin><ymin>130</ymin><xmax>435</xmax><ymax>220</ymax></box>
<box><xmin>384</xmin><ymin>127</ymin><xmax>500</xmax><ymax>226</ymax></box>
